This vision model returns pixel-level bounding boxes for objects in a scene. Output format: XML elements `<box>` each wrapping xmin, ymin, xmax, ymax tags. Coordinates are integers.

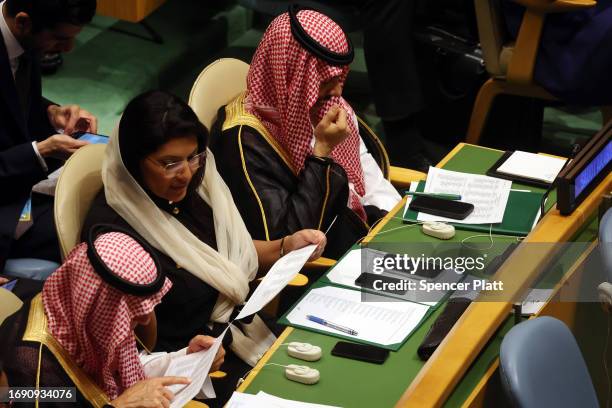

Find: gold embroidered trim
<box><xmin>318</xmin><ymin>165</ymin><xmax>331</xmax><ymax>230</ymax></box>
<box><xmin>356</xmin><ymin>116</ymin><xmax>390</xmax><ymax>180</ymax></box>
<box><xmin>23</xmin><ymin>295</ymin><xmax>110</xmax><ymax>407</ymax></box>
<box><xmin>223</xmin><ymin>92</ymin><xmax>297</xmax><ymax>176</ymax></box>
<box><xmin>238</xmin><ymin>125</ymin><xmax>270</xmax><ymax>241</ymax></box>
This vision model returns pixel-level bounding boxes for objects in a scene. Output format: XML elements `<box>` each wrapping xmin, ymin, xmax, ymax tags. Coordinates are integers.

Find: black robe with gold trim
<box><xmin>210</xmin><ymin>93</ymin><xmax>389</xmax><ymax>259</ymax></box>
<box><xmin>0</xmin><ymin>294</ymin><xmax>109</xmax><ymax>407</ymax></box>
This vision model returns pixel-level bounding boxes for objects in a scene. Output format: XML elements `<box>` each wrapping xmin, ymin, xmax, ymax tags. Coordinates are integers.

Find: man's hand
<box><xmin>187</xmin><ymin>335</ymin><xmax>226</xmax><ymax>372</ymax></box>
<box><xmin>36</xmin><ymin>134</ymin><xmax>89</xmax><ymax>160</ymax></box>
<box><xmin>313</xmin><ymin>105</ymin><xmax>348</xmax><ymax>157</ymax></box>
<box><xmin>47</xmin><ymin>104</ymin><xmax>98</xmax><ymax>135</ymax></box>
<box><xmin>0</xmin><ymin>277</ymin><xmax>8</xmax><ymax>285</ymax></box>
<box><xmin>110</xmin><ymin>376</ymin><xmax>190</xmax><ymax>408</ymax></box>
<box><xmin>284</xmin><ymin>229</ymin><xmax>326</xmax><ymax>261</ymax></box>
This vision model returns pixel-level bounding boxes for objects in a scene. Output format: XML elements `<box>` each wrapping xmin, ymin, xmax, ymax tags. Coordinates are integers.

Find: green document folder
<box><xmin>278</xmin><ymin>280</ymin><xmax>435</xmax><ymax>351</ymax></box>
<box><xmin>403</xmin><ymin>181</ymin><xmax>543</xmax><ymax>236</ymax></box>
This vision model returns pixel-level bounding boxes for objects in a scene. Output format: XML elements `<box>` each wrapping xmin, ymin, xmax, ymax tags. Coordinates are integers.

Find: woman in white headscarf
<box><xmin>82</xmin><ymin>90</ymin><xmax>326</xmax><ymax>405</ymax></box>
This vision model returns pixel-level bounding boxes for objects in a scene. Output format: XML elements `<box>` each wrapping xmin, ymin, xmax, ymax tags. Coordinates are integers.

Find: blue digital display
<box><xmin>575</xmin><ymin>139</ymin><xmax>612</xmax><ymax>197</ymax></box>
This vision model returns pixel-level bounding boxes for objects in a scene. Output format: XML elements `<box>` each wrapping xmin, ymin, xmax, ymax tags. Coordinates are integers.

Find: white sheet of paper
<box><xmin>417</xmin><ymin>167</ymin><xmax>511</xmax><ymax>224</ymax></box>
<box><xmin>31</xmin><ymin>166</ymin><xmax>63</xmax><ymax>196</ymax></box>
<box><xmin>287</xmin><ymin>286</ymin><xmax>429</xmax><ymax>345</ymax></box>
<box><xmin>236</xmin><ymin>244</ymin><xmax>317</xmax><ymax>320</ymax></box>
<box><xmin>257</xmin><ymin>391</ymin><xmax>342</xmax><ymax>407</ymax></box>
<box><xmin>497</xmin><ymin>151</ymin><xmax>565</xmax><ymax>184</ymax></box>
<box><xmin>325</xmin><ymin>248</ymin><xmax>362</xmax><ymax>289</ymax></box>
<box><xmin>520</xmin><ymin>288</ymin><xmax>554</xmax><ymax>315</ymax></box>
<box><xmin>225</xmin><ymin>391</ymin><xmax>342</xmax><ymax>408</ymax></box>
<box><xmin>226</xmin><ymin>392</ymin><xmax>266</xmax><ymax>408</ymax></box>
<box><xmin>168</xmin><ymin>327</ymin><xmax>227</xmax><ymax>408</ymax></box>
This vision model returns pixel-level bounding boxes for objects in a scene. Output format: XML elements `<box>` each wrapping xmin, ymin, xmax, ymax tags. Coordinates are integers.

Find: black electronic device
<box><xmin>557</xmin><ymin>123</ymin><xmax>612</xmax><ymax>215</ymax></box>
<box><xmin>331</xmin><ymin>341</ymin><xmax>390</xmax><ymax>364</ymax></box>
<box><xmin>355</xmin><ymin>272</ymin><xmax>408</xmax><ymax>295</ymax></box>
<box><xmin>408</xmin><ymin>196</ymin><xmax>474</xmax><ymax>220</ymax></box>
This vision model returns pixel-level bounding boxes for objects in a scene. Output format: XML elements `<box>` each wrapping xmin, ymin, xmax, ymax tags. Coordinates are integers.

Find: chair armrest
<box><xmin>508</xmin><ymin>0</ymin><xmax>596</xmax><ymax>85</ymax></box>
<box><xmin>514</xmin><ymin>0</ymin><xmax>596</xmax><ymax>13</ymax></box>
<box><xmin>209</xmin><ymin>371</ymin><xmax>227</xmax><ymax>379</ymax></box>
<box><xmin>184</xmin><ymin>401</ymin><xmax>209</xmax><ymax>408</ymax></box>
<box><xmin>304</xmin><ymin>256</ymin><xmax>336</xmax><ymax>272</ymax></box>
<box><xmin>289</xmin><ymin>273</ymin><xmax>309</xmax><ymax>287</ymax></box>
<box><xmin>389</xmin><ymin>166</ymin><xmax>427</xmax><ymax>189</ymax></box>
<box><xmin>256</xmin><ymin>273</ymin><xmax>309</xmax><ymax>287</ymax></box>
<box><xmin>3</xmin><ymin>259</ymin><xmax>59</xmax><ymax>281</ymax></box>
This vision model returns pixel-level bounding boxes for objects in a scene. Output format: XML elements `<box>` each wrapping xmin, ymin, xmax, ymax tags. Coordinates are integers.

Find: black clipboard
<box><xmin>486</xmin><ymin>151</ymin><xmax>552</xmax><ymax>189</ymax></box>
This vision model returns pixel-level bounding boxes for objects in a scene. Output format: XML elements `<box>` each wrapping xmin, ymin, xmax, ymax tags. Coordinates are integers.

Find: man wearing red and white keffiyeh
<box><xmin>212</xmin><ymin>9</ymin><xmax>401</xmax><ymax>259</ymax></box>
<box><xmin>0</xmin><ymin>231</ymin><xmax>225</xmax><ymax>407</ymax></box>
<box><xmin>245</xmin><ymin>9</ymin><xmax>368</xmax><ymax>219</ymax></box>
<box><xmin>43</xmin><ymin>232</ymin><xmax>173</xmax><ymax>400</ymax></box>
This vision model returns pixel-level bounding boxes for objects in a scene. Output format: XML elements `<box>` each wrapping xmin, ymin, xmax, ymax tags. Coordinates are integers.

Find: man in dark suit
<box><xmin>0</xmin><ymin>0</ymin><xmax>97</xmax><ymax>271</ymax></box>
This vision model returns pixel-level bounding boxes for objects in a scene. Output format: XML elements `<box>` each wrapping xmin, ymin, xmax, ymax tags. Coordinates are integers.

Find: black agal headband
<box><xmin>288</xmin><ymin>4</ymin><xmax>354</xmax><ymax>66</ymax></box>
<box><xmin>87</xmin><ymin>224</ymin><xmax>165</xmax><ymax>296</ymax></box>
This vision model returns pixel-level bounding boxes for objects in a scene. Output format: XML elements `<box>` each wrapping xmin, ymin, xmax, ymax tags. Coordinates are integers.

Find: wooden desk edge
<box><xmin>236</xmin><ymin>328</ymin><xmax>294</xmax><ymax>392</ymax></box>
<box><xmin>395</xmin><ymin>171</ymin><xmax>612</xmax><ymax>408</ymax></box>
<box><xmin>460</xmin><ymin>240</ymin><xmax>599</xmax><ymax>407</ymax></box>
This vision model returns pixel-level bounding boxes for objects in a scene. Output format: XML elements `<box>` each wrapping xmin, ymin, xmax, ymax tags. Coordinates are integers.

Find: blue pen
<box><xmin>306</xmin><ymin>315</ymin><xmax>358</xmax><ymax>336</ymax></box>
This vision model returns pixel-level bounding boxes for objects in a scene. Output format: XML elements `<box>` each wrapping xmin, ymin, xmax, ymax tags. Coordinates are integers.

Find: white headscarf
<box><xmin>102</xmin><ymin>123</ymin><xmax>275</xmax><ymax>366</ymax></box>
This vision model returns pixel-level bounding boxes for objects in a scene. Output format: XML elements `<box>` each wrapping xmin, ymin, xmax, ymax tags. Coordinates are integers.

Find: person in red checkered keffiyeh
<box><xmin>0</xmin><ymin>230</ymin><xmax>226</xmax><ymax>407</ymax></box>
<box><xmin>211</xmin><ymin>7</ymin><xmax>401</xmax><ymax>259</ymax></box>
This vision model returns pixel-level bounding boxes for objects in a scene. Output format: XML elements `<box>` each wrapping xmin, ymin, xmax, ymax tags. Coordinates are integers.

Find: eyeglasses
<box><xmin>148</xmin><ymin>151</ymin><xmax>207</xmax><ymax>178</ymax></box>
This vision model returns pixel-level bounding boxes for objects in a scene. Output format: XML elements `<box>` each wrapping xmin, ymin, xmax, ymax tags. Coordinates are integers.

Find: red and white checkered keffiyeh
<box><xmin>246</xmin><ymin>10</ymin><xmax>367</xmax><ymax>220</ymax></box>
<box><xmin>42</xmin><ymin>232</ymin><xmax>172</xmax><ymax>400</ymax></box>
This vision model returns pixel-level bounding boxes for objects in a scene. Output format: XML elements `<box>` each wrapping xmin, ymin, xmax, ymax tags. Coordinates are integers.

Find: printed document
<box><xmin>418</xmin><ymin>167</ymin><xmax>511</xmax><ymax>224</ymax></box>
<box><xmin>236</xmin><ymin>244</ymin><xmax>317</xmax><ymax>320</ymax></box>
<box><xmin>287</xmin><ymin>286</ymin><xmax>429</xmax><ymax>346</ymax></box>
<box><xmin>166</xmin><ymin>327</ymin><xmax>228</xmax><ymax>407</ymax></box>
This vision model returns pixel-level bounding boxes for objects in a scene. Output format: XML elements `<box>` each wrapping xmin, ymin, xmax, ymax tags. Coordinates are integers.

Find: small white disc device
<box><xmin>422</xmin><ymin>221</ymin><xmax>455</xmax><ymax>240</ymax></box>
<box><xmin>285</xmin><ymin>364</ymin><xmax>320</xmax><ymax>385</ymax></box>
<box><xmin>287</xmin><ymin>342</ymin><xmax>322</xmax><ymax>361</ymax></box>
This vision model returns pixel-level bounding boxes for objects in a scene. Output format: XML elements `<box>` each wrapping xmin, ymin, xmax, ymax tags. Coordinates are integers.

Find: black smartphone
<box><xmin>331</xmin><ymin>341</ymin><xmax>390</xmax><ymax>364</ymax></box>
<box><xmin>355</xmin><ymin>272</ymin><xmax>408</xmax><ymax>295</ymax></box>
<box><xmin>381</xmin><ymin>253</ymin><xmax>444</xmax><ymax>279</ymax></box>
<box><xmin>408</xmin><ymin>196</ymin><xmax>474</xmax><ymax>220</ymax></box>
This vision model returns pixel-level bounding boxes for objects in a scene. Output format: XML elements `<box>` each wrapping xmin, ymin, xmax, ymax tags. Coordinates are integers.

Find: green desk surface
<box><xmin>242</xmin><ymin>145</ymin><xmax>583</xmax><ymax>407</ymax></box>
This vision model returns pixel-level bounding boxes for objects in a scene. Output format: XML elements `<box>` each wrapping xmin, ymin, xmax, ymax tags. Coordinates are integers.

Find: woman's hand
<box><xmin>110</xmin><ymin>376</ymin><xmax>189</xmax><ymax>408</ymax></box>
<box><xmin>284</xmin><ymin>229</ymin><xmax>327</xmax><ymax>261</ymax></box>
<box><xmin>187</xmin><ymin>335</ymin><xmax>226</xmax><ymax>372</ymax></box>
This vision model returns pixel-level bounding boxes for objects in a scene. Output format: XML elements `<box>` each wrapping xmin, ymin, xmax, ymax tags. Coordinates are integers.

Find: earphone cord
<box><xmin>236</xmin><ymin>363</ymin><xmax>289</xmax><ymax>388</ymax></box>
<box><xmin>461</xmin><ymin>224</ymin><xmax>523</xmax><ymax>250</ymax></box>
